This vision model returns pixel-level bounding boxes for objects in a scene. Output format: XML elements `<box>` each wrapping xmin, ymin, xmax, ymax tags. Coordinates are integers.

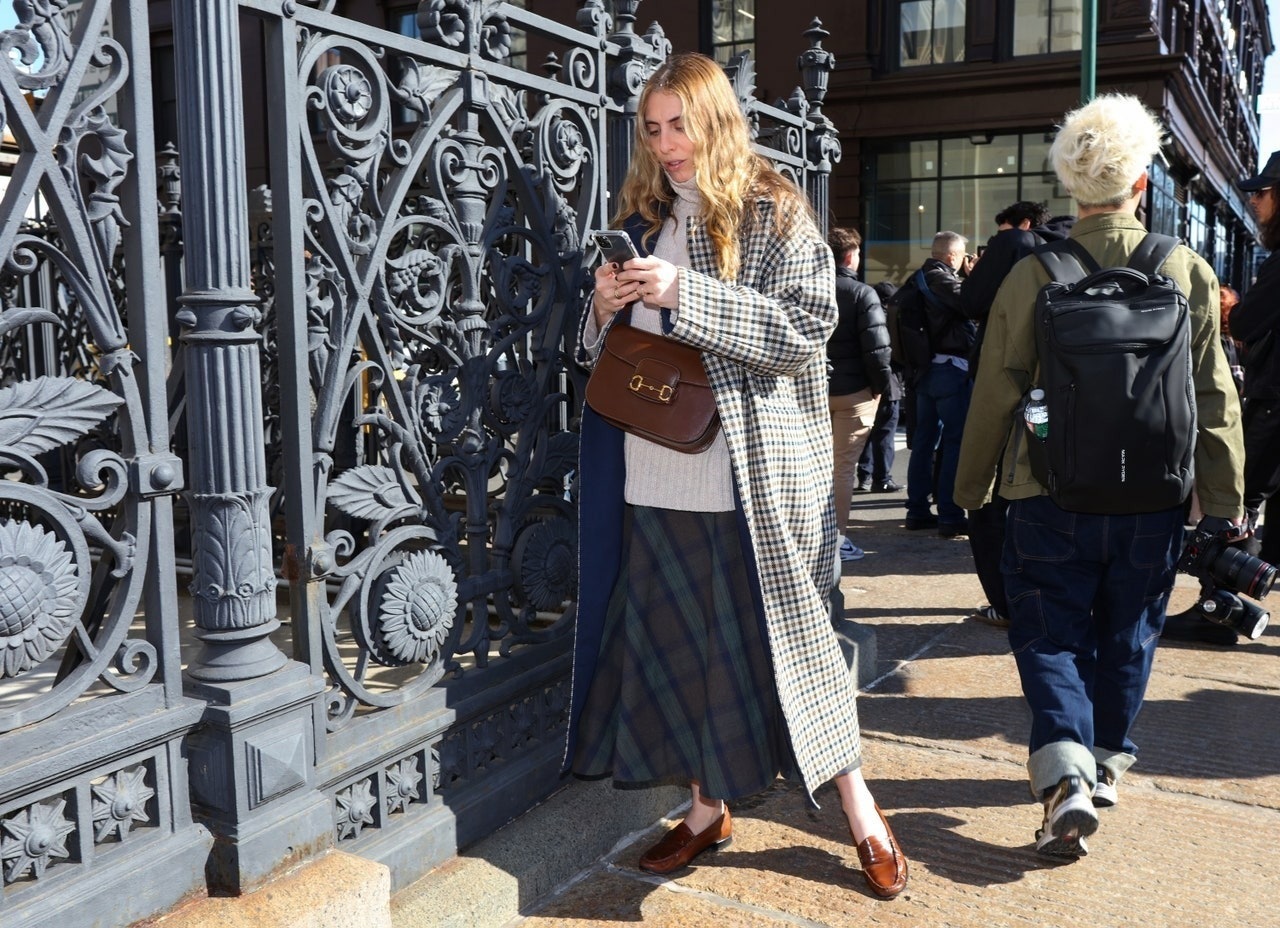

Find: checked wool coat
<box><xmin>570</xmin><ymin>198</ymin><xmax>862</xmax><ymax>800</ymax></box>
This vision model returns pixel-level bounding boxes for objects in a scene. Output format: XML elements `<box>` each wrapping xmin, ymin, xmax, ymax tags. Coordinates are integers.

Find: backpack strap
<box><xmin>1033</xmin><ymin>238</ymin><xmax>1099</xmax><ymax>284</ymax></box>
<box><xmin>1125</xmin><ymin>232</ymin><xmax>1180</xmax><ymax>277</ymax></box>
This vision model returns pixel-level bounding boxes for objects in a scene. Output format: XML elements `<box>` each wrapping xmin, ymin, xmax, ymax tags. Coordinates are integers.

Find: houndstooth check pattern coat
<box><xmin>571</xmin><ymin>198</ymin><xmax>861</xmax><ymax>800</ymax></box>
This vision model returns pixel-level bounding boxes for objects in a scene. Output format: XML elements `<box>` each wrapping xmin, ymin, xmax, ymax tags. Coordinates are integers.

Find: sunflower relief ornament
<box><xmin>371</xmin><ymin>550</ymin><xmax>456</xmax><ymax>667</ymax></box>
<box><xmin>0</xmin><ymin>521</ymin><xmax>81</xmax><ymax>679</ymax></box>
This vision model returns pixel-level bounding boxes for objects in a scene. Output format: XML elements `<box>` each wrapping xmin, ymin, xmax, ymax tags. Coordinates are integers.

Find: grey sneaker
<box><xmin>1035</xmin><ymin>775</ymin><xmax>1098</xmax><ymax>858</ymax></box>
<box><xmin>1093</xmin><ymin>766</ymin><xmax>1117</xmax><ymax>808</ymax></box>
<box><xmin>839</xmin><ymin>538</ymin><xmax>866</xmax><ymax>562</ymax></box>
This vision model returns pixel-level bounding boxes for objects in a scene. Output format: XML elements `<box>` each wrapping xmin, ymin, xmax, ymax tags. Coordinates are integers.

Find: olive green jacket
<box><xmin>953</xmin><ymin>211</ymin><xmax>1244</xmax><ymax>518</ymax></box>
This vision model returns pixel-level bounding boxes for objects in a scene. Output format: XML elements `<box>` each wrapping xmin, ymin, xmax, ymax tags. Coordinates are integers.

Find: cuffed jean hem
<box><xmin>1028</xmin><ymin>740</ymin><xmax>1096</xmax><ymax>797</ymax></box>
<box><xmin>1091</xmin><ymin>747</ymin><xmax>1136</xmax><ymax>783</ymax></box>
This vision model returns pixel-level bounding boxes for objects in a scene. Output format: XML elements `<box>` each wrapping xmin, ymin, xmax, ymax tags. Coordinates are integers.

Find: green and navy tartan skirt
<box><xmin>572</xmin><ymin>504</ymin><xmax>792</xmax><ymax>801</ymax></box>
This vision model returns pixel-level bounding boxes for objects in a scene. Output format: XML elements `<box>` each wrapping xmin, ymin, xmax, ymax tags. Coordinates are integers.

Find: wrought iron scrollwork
<box><xmin>0</xmin><ymin>2</ymin><xmax>160</xmax><ymax>730</ymax></box>
<box><xmin>277</xmin><ymin>6</ymin><xmax>602</xmax><ymax>728</ymax></box>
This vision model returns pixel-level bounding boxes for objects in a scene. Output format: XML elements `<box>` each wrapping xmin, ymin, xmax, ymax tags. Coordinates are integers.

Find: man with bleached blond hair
<box><xmin>953</xmin><ymin>94</ymin><xmax>1244</xmax><ymax>858</ymax></box>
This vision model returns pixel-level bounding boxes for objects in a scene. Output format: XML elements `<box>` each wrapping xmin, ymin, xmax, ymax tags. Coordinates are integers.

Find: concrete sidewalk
<box><xmin>397</xmin><ymin>466</ymin><xmax>1280</xmax><ymax>928</ymax></box>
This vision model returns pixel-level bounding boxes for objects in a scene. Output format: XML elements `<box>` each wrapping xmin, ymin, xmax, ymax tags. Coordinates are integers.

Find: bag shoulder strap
<box><xmin>1033</xmin><ymin>238</ymin><xmax>1098</xmax><ymax>284</ymax></box>
<box><xmin>1125</xmin><ymin>232</ymin><xmax>1180</xmax><ymax>277</ymax></box>
<box><xmin>913</xmin><ymin>268</ymin><xmax>945</xmax><ymax>309</ymax></box>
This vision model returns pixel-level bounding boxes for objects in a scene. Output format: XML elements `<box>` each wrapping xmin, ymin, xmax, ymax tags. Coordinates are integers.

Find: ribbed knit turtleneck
<box><xmin>622</xmin><ymin>175</ymin><xmax>734</xmax><ymax>513</ymax></box>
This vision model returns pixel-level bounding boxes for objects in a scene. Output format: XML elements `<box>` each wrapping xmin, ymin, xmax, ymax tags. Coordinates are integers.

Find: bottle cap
<box><xmin>1029</xmin><ymin>388</ymin><xmax>1045</xmax><ymax>400</ymax></box>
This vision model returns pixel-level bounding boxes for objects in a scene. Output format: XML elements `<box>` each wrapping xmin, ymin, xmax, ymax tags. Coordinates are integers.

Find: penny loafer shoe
<box><xmin>854</xmin><ymin>805</ymin><xmax>908</xmax><ymax>899</ymax></box>
<box><xmin>638</xmin><ymin>807</ymin><xmax>732</xmax><ymax>874</ymax></box>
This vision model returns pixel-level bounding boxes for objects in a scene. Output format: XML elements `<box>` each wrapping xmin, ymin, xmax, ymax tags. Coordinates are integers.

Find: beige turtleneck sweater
<box><xmin>583</xmin><ymin>176</ymin><xmax>734</xmax><ymax>512</ymax></box>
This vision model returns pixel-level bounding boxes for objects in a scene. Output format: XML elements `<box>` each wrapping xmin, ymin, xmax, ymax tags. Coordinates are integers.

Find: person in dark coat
<box><xmin>903</xmin><ymin>231</ymin><xmax>976</xmax><ymax>536</ymax></box>
<box><xmin>1164</xmin><ymin>153</ymin><xmax>1280</xmax><ymax>646</ymax></box>
<box><xmin>858</xmin><ymin>282</ymin><xmax>905</xmax><ymax>492</ymax></box>
<box><xmin>955</xmin><ymin>202</ymin><xmax>1077</xmax><ymax>627</ymax></box>
<box><xmin>827</xmin><ymin>227</ymin><xmax>893</xmax><ymax>561</ymax></box>
<box><xmin>1222</xmin><ymin>151</ymin><xmax>1280</xmax><ymax>566</ymax></box>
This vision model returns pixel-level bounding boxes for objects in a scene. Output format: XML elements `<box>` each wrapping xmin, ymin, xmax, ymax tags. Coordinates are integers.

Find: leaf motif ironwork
<box><xmin>327</xmin><ymin>464</ymin><xmax>418</xmax><ymax>523</ymax></box>
<box><xmin>0</xmin><ymin>376</ymin><xmax>123</xmax><ymax>458</ymax></box>
<box><xmin>0</xmin><ymin>0</ymin><xmax>73</xmax><ymax>92</ymax></box>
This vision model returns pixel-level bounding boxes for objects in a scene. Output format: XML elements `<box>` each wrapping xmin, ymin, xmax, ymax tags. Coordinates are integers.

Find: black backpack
<box><xmin>885</xmin><ymin>269</ymin><xmax>935</xmax><ymax>385</ymax></box>
<box><xmin>1024</xmin><ymin>233</ymin><xmax>1196</xmax><ymax>514</ymax></box>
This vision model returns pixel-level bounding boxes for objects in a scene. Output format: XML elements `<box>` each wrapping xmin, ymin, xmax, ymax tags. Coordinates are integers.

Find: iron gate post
<box><xmin>172</xmin><ymin>0</ymin><xmax>331</xmax><ymax>894</ymax></box>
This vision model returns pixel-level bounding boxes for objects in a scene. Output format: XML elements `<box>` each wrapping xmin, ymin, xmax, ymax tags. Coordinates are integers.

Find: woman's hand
<box><xmin>592</xmin><ymin>261</ymin><xmax>642</xmax><ymax>328</ymax></box>
<box><xmin>617</xmin><ymin>256</ymin><xmax>679</xmax><ymax>309</ymax></box>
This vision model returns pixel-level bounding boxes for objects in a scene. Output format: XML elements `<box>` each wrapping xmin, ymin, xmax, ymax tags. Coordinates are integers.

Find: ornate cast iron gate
<box><xmin>0</xmin><ymin>1</ymin><xmax>838</xmax><ymax>924</ymax></box>
<box><xmin>0</xmin><ymin>2</ymin><xmax>211</xmax><ymax>927</ymax></box>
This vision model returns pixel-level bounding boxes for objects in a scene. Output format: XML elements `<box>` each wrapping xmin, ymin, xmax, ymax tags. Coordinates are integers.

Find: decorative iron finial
<box><xmin>798</xmin><ymin>18</ymin><xmax>834</xmax><ymax>109</ymax></box>
<box><xmin>156</xmin><ymin>142</ymin><xmax>181</xmax><ymax>218</ymax></box>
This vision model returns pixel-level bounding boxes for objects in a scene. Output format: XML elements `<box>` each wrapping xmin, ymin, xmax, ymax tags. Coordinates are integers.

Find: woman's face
<box><xmin>1250</xmin><ymin>187</ymin><xmax>1276</xmax><ymax>225</ymax></box>
<box><xmin>643</xmin><ymin>90</ymin><xmax>695</xmax><ymax>184</ymax></box>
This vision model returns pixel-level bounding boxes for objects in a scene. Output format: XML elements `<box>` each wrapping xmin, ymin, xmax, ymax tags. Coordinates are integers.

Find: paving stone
<box><xmin>497</xmin><ymin>484</ymin><xmax>1280</xmax><ymax>928</ymax></box>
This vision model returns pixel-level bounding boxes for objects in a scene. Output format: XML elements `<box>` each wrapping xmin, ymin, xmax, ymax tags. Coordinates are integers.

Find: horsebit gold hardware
<box><xmin>629</xmin><ymin>374</ymin><xmax>674</xmax><ymax>403</ymax></box>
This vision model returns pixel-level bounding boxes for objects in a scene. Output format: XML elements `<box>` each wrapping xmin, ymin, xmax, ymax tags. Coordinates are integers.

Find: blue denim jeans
<box><xmin>1003</xmin><ymin>495</ymin><xmax>1184</xmax><ymax>794</ymax></box>
<box><xmin>906</xmin><ymin>361</ymin><xmax>971</xmax><ymax>523</ymax></box>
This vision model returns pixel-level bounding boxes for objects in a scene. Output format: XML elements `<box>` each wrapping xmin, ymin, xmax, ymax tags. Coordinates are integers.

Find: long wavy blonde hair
<box><xmin>614</xmin><ymin>52</ymin><xmax>811</xmax><ymax>282</ymax></box>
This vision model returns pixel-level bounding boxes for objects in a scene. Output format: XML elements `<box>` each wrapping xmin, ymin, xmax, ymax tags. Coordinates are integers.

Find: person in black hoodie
<box><xmin>827</xmin><ymin>228</ymin><xmax>894</xmax><ymax>561</ymax></box>
<box><xmin>957</xmin><ymin>202</ymin><xmax>1073</xmax><ymax>627</ymax></box>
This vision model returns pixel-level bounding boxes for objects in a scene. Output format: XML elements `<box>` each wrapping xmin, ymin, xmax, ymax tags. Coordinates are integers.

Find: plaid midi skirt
<box><xmin>571</xmin><ymin>505</ymin><xmax>792</xmax><ymax>801</ymax></box>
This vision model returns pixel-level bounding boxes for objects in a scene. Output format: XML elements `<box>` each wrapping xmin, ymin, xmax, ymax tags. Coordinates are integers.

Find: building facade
<box><xmin>524</xmin><ymin>0</ymin><xmax>1272</xmax><ymax>288</ymax></box>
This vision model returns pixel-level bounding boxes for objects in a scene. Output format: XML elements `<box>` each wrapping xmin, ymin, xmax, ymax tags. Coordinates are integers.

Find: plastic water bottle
<box><xmin>1024</xmin><ymin>388</ymin><xmax>1049</xmax><ymax>439</ymax></box>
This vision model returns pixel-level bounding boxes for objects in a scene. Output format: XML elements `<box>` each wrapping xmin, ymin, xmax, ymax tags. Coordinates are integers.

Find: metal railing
<box><xmin>0</xmin><ymin>1</ymin><xmax>839</xmax><ymax>922</ymax></box>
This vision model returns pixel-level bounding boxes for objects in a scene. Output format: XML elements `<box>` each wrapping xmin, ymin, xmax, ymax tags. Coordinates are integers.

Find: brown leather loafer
<box><xmin>638</xmin><ymin>807</ymin><xmax>732</xmax><ymax>874</ymax></box>
<box><xmin>854</xmin><ymin>804</ymin><xmax>908</xmax><ymax>898</ymax></box>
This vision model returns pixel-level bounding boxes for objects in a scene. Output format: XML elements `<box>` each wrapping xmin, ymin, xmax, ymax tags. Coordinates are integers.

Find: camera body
<box><xmin>1176</xmin><ymin>527</ymin><xmax>1274</xmax><ymax>640</ymax></box>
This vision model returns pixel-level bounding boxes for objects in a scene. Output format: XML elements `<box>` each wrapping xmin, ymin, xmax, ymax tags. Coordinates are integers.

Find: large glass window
<box><xmin>867</xmin><ymin>180</ymin><xmax>937</xmax><ymax>285</ymax></box>
<box><xmin>1013</xmin><ymin>0</ymin><xmax>1083</xmax><ymax>56</ymax></box>
<box><xmin>1188</xmin><ymin>200</ymin><xmax>1209</xmax><ymax>257</ymax></box>
<box><xmin>864</xmin><ymin>133</ymin><xmax>1075</xmax><ymax>285</ymax></box>
<box><xmin>1213</xmin><ymin>215</ymin><xmax>1231</xmax><ymax>283</ymax></box>
<box><xmin>1146</xmin><ymin>159</ymin><xmax>1180</xmax><ymax>238</ymax></box>
<box><xmin>900</xmin><ymin>0</ymin><xmax>966</xmax><ymax>67</ymax></box>
<box><xmin>706</xmin><ymin>1</ymin><xmax>756</xmax><ymax>66</ymax></box>
<box><xmin>941</xmin><ymin>177</ymin><xmax>1020</xmax><ymax>245</ymax></box>
<box><xmin>875</xmin><ymin>140</ymin><xmax>940</xmax><ymax>182</ymax></box>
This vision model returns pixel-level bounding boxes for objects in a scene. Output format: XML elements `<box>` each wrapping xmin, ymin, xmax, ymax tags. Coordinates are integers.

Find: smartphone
<box><xmin>592</xmin><ymin>230</ymin><xmax>639</xmax><ymax>266</ymax></box>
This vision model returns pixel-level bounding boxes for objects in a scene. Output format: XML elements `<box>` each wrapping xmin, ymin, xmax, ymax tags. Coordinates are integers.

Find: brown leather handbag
<box><xmin>585</xmin><ymin>321</ymin><xmax>721</xmax><ymax>453</ymax></box>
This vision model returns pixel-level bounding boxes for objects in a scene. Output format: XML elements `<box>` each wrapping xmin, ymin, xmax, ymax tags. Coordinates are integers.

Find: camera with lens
<box><xmin>1176</xmin><ymin>524</ymin><xmax>1274</xmax><ymax>640</ymax></box>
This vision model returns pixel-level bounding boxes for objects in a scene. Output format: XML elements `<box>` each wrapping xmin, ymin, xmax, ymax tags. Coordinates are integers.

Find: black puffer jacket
<box><xmin>827</xmin><ymin>266</ymin><xmax>893</xmax><ymax>396</ymax></box>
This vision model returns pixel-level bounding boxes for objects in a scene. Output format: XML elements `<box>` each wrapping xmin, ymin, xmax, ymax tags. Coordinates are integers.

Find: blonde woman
<box><xmin>568</xmin><ymin>53</ymin><xmax>907</xmax><ymax>898</ymax></box>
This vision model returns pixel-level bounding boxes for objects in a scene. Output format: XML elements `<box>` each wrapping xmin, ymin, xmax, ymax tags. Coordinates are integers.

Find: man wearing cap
<box><xmin>1219</xmin><ymin>151</ymin><xmax>1280</xmax><ymax>567</ymax></box>
<box><xmin>953</xmin><ymin>94</ymin><xmax>1244</xmax><ymax>860</ymax></box>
